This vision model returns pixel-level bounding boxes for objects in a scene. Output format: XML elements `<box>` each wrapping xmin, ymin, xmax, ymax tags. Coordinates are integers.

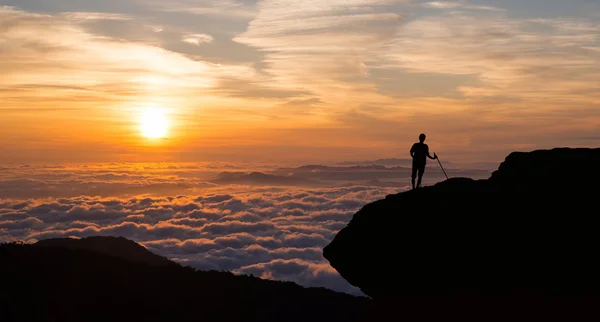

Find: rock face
<box><xmin>324</xmin><ymin>148</ymin><xmax>600</xmax><ymax>299</ymax></box>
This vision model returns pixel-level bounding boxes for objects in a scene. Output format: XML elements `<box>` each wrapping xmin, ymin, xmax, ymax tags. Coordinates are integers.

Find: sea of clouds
<box><xmin>0</xmin><ymin>162</ymin><xmax>491</xmax><ymax>295</ymax></box>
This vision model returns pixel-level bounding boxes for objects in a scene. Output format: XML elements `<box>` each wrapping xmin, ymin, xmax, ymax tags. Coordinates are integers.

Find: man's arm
<box><xmin>410</xmin><ymin>144</ymin><xmax>415</xmax><ymax>158</ymax></box>
<box><xmin>425</xmin><ymin>145</ymin><xmax>437</xmax><ymax>159</ymax></box>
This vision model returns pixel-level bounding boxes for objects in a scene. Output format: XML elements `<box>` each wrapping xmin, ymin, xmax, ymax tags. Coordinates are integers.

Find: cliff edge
<box><xmin>324</xmin><ymin>148</ymin><xmax>600</xmax><ymax>299</ymax></box>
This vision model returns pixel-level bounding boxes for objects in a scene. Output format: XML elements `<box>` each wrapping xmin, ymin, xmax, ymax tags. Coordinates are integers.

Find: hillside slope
<box><xmin>0</xmin><ymin>237</ymin><xmax>370</xmax><ymax>322</ymax></box>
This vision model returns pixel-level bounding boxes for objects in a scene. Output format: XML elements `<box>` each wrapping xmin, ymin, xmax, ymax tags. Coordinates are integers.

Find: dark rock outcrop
<box><xmin>1</xmin><ymin>237</ymin><xmax>370</xmax><ymax>322</ymax></box>
<box><xmin>324</xmin><ymin>148</ymin><xmax>600</xmax><ymax>301</ymax></box>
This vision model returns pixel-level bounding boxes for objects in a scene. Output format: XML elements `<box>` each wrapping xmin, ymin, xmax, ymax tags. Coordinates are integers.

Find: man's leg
<box><xmin>411</xmin><ymin>165</ymin><xmax>417</xmax><ymax>189</ymax></box>
<box><xmin>416</xmin><ymin>165</ymin><xmax>425</xmax><ymax>188</ymax></box>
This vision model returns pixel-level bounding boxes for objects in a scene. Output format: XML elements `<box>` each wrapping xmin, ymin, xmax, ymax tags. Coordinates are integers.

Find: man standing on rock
<box><xmin>410</xmin><ymin>133</ymin><xmax>437</xmax><ymax>189</ymax></box>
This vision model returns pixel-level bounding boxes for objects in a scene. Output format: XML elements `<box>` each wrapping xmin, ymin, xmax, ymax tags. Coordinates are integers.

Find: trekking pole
<box><xmin>435</xmin><ymin>153</ymin><xmax>449</xmax><ymax>180</ymax></box>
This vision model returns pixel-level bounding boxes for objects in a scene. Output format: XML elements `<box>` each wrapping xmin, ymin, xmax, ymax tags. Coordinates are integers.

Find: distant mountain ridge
<box><xmin>207</xmin><ymin>164</ymin><xmax>492</xmax><ymax>187</ymax></box>
<box><xmin>211</xmin><ymin>171</ymin><xmax>323</xmax><ymax>186</ymax></box>
<box><xmin>296</xmin><ymin>165</ymin><xmax>391</xmax><ymax>171</ymax></box>
<box><xmin>335</xmin><ymin>158</ymin><xmax>501</xmax><ymax>170</ymax></box>
<box><xmin>1</xmin><ymin>236</ymin><xmax>370</xmax><ymax>322</ymax></box>
<box><xmin>336</xmin><ymin>158</ymin><xmax>412</xmax><ymax>167</ymax></box>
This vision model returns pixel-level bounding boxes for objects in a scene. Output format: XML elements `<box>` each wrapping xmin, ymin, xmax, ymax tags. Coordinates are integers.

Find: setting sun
<box><xmin>140</xmin><ymin>107</ymin><xmax>169</xmax><ymax>139</ymax></box>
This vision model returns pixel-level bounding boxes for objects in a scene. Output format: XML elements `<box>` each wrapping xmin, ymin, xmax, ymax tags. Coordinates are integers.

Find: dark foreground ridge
<box><xmin>35</xmin><ymin>236</ymin><xmax>174</xmax><ymax>266</ymax></box>
<box><xmin>324</xmin><ymin>147</ymin><xmax>600</xmax><ymax>321</ymax></box>
<box><xmin>0</xmin><ymin>237</ymin><xmax>370</xmax><ymax>322</ymax></box>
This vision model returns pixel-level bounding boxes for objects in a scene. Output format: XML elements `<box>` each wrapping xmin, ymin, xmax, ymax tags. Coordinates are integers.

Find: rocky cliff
<box><xmin>324</xmin><ymin>148</ymin><xmax>600</xmax><ymax>299</ymax></box>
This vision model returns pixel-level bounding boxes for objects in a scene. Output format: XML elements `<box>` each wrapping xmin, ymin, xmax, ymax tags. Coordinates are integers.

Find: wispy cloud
<box><xmin>422</xmin><ymin>1</ymin><xmax>462</xmax><ymax>9</ymax></box>
<box><xmin>0</xmin><ymin>8</ymin><xmax>253</xmax><ymax>100</ymax></box>
<box><xmin>146</xmin><ymin>0</ymin><xmax>257</xmax><ymax>19</ymax></box>
<box><xmin>182</xmin><ymin>33</ymin><xmax>214</xmax><ymax>45</ymax></box>
<box><xmin>61</xmin><ymin>11</ymin><xmax>133</xmax><ymax>22</ymax></box>
<box><xmin>233</xmin><ymin>0</ymin><xmax>410</xmax><ymax>115</ymax></box>
<box><xmin>380</xmin><ymin>12</ymin><xmax>600</xmax><ymax>103</ymax></box>
<box><xmin>422</xmin><ymin>1</ymin><xmax>505</xmax><ymax>11</ymax></box>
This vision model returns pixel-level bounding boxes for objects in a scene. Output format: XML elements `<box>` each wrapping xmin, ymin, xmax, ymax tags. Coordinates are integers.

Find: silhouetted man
<box><xmin>410</xmin><ymin>133</ymin><xmax>437</xmax><ymax>189</ymax></box>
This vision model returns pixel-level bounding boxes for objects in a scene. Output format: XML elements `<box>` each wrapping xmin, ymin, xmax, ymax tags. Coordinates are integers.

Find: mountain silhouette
<box><xmin>324</xmin><ymin>148</ymin><xmax>600</xmax><ymax>321</ymax></box>
<box><xmin>1</xmin><ymin>237</ymin><xmax>370</xmax><ymax>322</ymax></box>
<box><xmin>35</xmin><ymin>236</ymin><xmax>174</xmax><ymax>266</ymax></box>
<box><xmin>296</xmin><ymin>165</ymin><xmax>389</xmax><ymax>171</ymax></box>
<box><xmin>336</xmin><ymin>158</ymin><xmax>414</xmax><ymax>167</ymax></box>
<box><xmin>211</xmin><ymin>171</ymin><xmax>322</xmax><ymax>186</ymax></box>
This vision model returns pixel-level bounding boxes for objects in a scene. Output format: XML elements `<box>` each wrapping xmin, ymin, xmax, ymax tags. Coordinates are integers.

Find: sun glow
<box><xmin>140</xmin><ymin>107</ymin><xmax>169</xmax><ymax>139</ymax></box>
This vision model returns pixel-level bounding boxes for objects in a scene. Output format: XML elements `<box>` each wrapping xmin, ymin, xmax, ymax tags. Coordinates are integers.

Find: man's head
<box><xmin>419</xmin><ymin>133</ymin><xmax>426</xmax><ymax>143</ymax></box>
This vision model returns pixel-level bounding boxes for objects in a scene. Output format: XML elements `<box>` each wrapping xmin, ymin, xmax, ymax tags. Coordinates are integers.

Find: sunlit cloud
<box><xmin>182</xmin><ymin>33</ymin><xmax>214</xmax><ymax>46</ymax></box>
<box><xmin>422</xmin><ymin>1</ymin><xmax>505</xmax><ymax>11</ymax></box>
<box><xmin>422</xmin><ymin>1</ymin><xmax>462</xmax><ymax>9</ymax></box>
<box><xmin>61</xmin><ymin>11</ymin><xmax>133</xmax><ymax>22</ymax></box>
<box><xmin>0</xmin><ymin>7</ymin><xmax>251</xmax><ymax>98</ymax></box>
<box><xmin>380</xmin><ymin>11</ymin><xmax>600</xmax><ymax>104</ymax></box>
<box><xmin>234</xmin><ymin>0</ymin><xmax>410</xmax><ymax>111</ymax></box>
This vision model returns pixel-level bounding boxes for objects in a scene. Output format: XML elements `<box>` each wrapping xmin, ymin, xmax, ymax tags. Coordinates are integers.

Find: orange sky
<box><xmin>1</xmin><ymin>2</ymin><xmax>600</xmax><ymax>164</ymax></box>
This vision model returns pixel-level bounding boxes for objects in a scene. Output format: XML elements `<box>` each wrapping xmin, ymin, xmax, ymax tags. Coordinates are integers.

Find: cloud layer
<box><xmin>0</xmin><ymin>163</ymin><xmax>414</xmax><ymax>294</ymax></box>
